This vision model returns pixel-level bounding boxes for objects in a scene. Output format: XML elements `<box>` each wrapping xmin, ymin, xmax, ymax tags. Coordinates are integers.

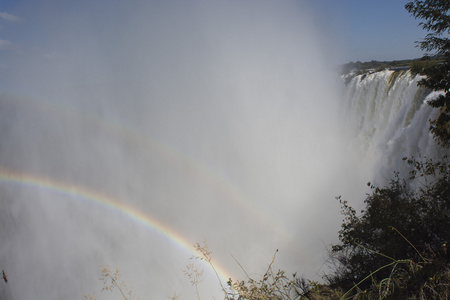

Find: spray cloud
<box><xmin>0</xmin><ymin>1</ymin><xmax>362</xmax><ymax>299</ymax></box>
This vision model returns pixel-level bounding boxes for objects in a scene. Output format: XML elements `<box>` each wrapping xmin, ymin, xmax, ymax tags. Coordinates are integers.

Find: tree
<box><xmin>405</xmin><ymin>1</ymin><xmax>450</xmax><ymax>146</ymax></box>
<box><xmin>329</xmin><ymin>156</ymin><xmax>450</xmax><ymax>299</ymax></box>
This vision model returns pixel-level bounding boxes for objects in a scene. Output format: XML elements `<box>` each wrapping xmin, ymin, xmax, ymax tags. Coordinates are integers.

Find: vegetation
<box><xmin>211</xmin><ymin>156</ymin><xmax>449</xmax><ymax>299</ymax></box>
<box><xmin>328</xmin><ymin>156</ymin><xmax>450</xmax><ymax>299</ymax></box>
<box><xmin>410</xmin><ymin>55</ymin><xmax>442</xmax><ymax>75</ymax></box>
<box><xmin>83</xmin><ymin>266</ymin><xmax>139</xmax><ymax>300</ymax></box>
<box><xmin>339</xmin><ymin>58</ymin><xmax>426</xmax><ymax>75</ymax></box>
<box><xmin>181</xmin><ymin>242</ymin><xmax>346</xmax><ymax>300</ymax></box>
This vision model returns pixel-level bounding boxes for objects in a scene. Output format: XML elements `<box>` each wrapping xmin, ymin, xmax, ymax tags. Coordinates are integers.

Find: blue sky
<box><xmin>310</xmin><ymin>0</ymin><xmax>426</xmax><ymax>62</ymax></box>
<box><xmin>0</xmin><ymin>0</ymin><xmax>429</xmax><ymax>87</ymax></box>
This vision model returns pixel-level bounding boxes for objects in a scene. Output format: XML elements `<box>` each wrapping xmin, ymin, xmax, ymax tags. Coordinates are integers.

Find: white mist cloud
<box><xmin>0</xmin><ymin>1</ymin><xmax>365</xmax><ymax>299</ymax></box>
<box><xmin>0</xmin><ymin>39</ymin><xmax>13</xmax><ymax>49</ymax></box>
<box><xmin>0</xmin><ymin>12</ymin><xmax>24</xmax><ymax>22</ymax></box>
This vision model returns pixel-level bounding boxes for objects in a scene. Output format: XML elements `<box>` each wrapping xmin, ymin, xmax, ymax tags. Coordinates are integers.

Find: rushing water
<box><xmin>342</xmin><ymin>70</ymin><xmax>448</xmax><ymax>184</ymax></box>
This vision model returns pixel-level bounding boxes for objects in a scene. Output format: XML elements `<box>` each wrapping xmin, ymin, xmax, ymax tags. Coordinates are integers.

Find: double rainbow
<box><xmin>0</xmin><ymin>166</ymin><xmax>233</xmax><ymax>285</ymax></box>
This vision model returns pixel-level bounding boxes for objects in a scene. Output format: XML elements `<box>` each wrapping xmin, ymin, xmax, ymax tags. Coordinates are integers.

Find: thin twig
<box><xmin>231</xmin><ymin>254</ymin><xmax>251</xmax><ymax>280</ymax></box>
<box><xmin>390</xmin><ymin>226</ymin><xmax>427</xmax><ymax>262</ymax></box>
<box><xmin>340</xmin><ymin>260</ymin><xmax>410</xmax><ymax>300</ymax></box>
<box><xmin>108</xmin><ymin>274</ymin><xmax>128</xmax><ymax>300</ymax></box>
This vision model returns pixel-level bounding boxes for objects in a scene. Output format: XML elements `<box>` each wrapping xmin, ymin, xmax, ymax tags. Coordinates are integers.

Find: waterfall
<box><xmin>342</xmin><ymin>69</ymin><xmax>448</xmax><ymax>184</ymax></box>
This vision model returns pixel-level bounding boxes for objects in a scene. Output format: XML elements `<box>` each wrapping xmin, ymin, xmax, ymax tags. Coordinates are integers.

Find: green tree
<box><xmin>405</xmin><ymin>0</ymin><xmax>450</xmax><ymax>146</ymax></box>
<box><xmin>329</xmin><ymin>156</ymin><xmax>450</xmax><ymax>299</ymax></box>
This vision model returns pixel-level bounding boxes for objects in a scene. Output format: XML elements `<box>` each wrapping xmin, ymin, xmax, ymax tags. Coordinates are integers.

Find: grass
<box><xmin>83</xmin><ymin>265</ymin><xmax>138</xmax><ymax>300</ymax></box>
<box><xmin>85</xmin><ymin>238</ymin><xmax>448</xmax><ymax>300</ymax></box>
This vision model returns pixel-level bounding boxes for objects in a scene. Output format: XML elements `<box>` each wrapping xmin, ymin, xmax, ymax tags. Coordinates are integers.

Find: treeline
<box><xmin>339</xmin><ymin>55</ymin><xmax>442</xmax><ymax>75</ymax></box>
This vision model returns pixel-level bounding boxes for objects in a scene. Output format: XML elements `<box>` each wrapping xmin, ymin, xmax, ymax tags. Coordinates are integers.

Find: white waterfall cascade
<box><xmin>342</xmin><ymin>69</ymin><xmax>449</xmax><ymax>185</ymax></box>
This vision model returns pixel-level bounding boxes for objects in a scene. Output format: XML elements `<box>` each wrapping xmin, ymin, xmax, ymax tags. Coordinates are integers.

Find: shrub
<box><xmin>328</xmin><ymin>156</ymin><xmax>450</xmax><ymax>299</ymax></box>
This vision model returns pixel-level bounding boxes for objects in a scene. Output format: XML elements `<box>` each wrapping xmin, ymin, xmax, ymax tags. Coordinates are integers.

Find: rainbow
<box><xmin>0</xmin><ymin>166</ymin><xmax>233</xmax><ymax>286</ymax></box>
<box><xmin>0</xmin><ymin>93</ymin><xmax>292</xmax><ymax>241</ymax></box>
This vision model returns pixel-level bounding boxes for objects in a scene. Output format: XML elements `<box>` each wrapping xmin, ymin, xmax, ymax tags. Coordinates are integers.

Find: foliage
<box><xmin>405</xmin><ymin>1</ymin><xmax>450</xmax><ymax>54</ymax></box>
<box><xmin>410</xmin><ymin>55</ymin><xmax>441</xmax><ymax>75</ymax></box>
<box><xmin>329</xmin><ymin>156</ymin><xmax>450</xmax><ymax>299</ymax></box>
<box><xmin>84</xmin><ymin>265</ymin><xmax>139</xmax><ymax>300</ymax></box>
<box><xmin>339</xmin><ymin>58</ymin><xmax>423</xmax><ymax>75</ymax></box>
<box><xmin>188</xmin><ymin>242</ymin><xmax>344</xmax><ymax>300</ymax></box>
<box><xmin>184</xmin><ymin>242</ymin><xmax>230</xmax><ymax>300</ymax></box>
<box><xmin>184</xmin><ymin>262</ymin><xmax>204</xmax><ymax>300</ymax></box>
<box><xmin>189</xmin><ymin>242</ymin><xmax>302</xmax><ymax>300</ymax></box>
<box><xmin>406</xmin><ymin>0</ymin><xmax>450</xmax><ymax>146</ymax></box>
<box><xmin>226</xmin><ymin>250</ymin><xmax>304</xmax><ymax>300</ymax></box>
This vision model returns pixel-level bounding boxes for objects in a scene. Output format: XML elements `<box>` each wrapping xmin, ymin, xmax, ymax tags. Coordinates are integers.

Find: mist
<box><xmin>0</xmin><ymin>1</ymin><xmax>369</xmax><ymax>299</ymax></box>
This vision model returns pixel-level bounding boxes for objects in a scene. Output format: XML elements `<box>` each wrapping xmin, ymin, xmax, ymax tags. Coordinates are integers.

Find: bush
<box><xmin>328</xmin><ymin>156</ymin><xmax>450</xmax><ymax>299</ymax></box>
<box><xmin>410</xmin><ymin>59</ymin><xmax>439</xmax><ymax>75</ymax></box>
